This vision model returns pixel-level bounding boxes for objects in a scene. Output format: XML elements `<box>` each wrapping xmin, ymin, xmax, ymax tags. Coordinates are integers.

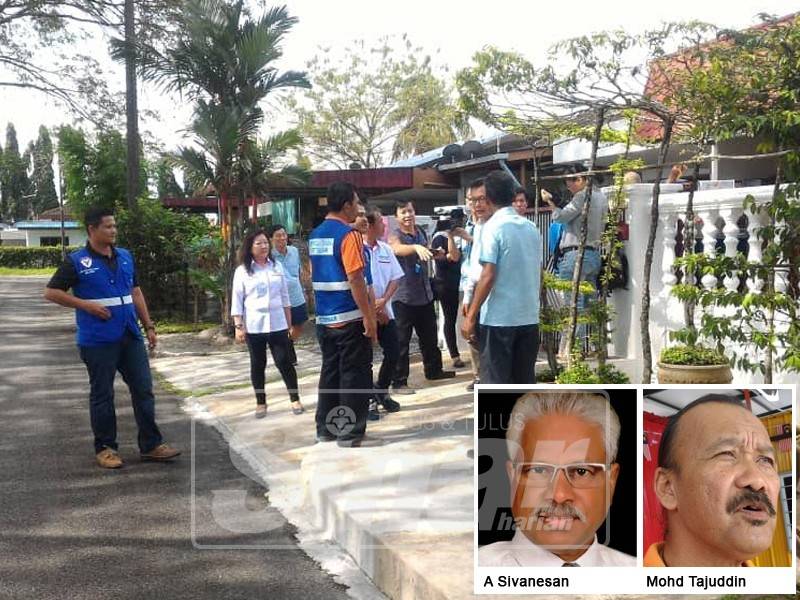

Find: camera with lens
<box><xmin>435</xmin><ymin>207</ymin><xmax>466</xmax><ymax>232</ymax></box>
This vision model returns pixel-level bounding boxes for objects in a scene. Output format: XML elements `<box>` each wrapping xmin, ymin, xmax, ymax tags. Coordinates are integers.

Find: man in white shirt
<box><xmin>479</xmin><ymin>391</ymin><xmax>635</xmax><ymax>567</ymax></box>
<box><xmin>364</xmin><ymin>207</ymin><xmax>404</xmax><ymax>414</ymax></box>
<box><xmin>456</xmin><ymin>178</ymin><xmax>490</xmax><ymax>392</ymax></box>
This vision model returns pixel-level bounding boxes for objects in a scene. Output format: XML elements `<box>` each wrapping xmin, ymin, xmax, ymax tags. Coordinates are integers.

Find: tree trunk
<box><xmin>565</xmin><ymin>108</ymin><xmax>605</xmax><ymax>369</ymax></box>
<box><xmin>124</xmin><ymin>0</ymin><xmax>140</xmax><ymax>209</ymax></box>
<box><xmin>764</xmin><ymin>156</ymin><xmax>783</xmax><ymax>384</ymax></box>
<box><xmin>641</xmin><ymin>117</ymin><xmax>674</xmax><ymax>383</ymax></box>
<box><xmin>683</xmin><ymin>161</ymin><xmax>701</xmax><ymax>329</ymax></box>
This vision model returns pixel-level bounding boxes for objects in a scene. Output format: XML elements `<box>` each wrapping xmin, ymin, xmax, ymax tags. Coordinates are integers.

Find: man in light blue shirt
<box><xmin>270</xmin><ymin>224</ymin><xmax>308</xmax><ymax>365</ymax></box>
<box><xmin>461</xmin><ymin>170</ymin><xmax>541</xmax><ymax>384</ymax></box>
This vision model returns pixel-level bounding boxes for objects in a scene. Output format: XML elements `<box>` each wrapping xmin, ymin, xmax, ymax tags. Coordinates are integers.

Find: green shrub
<box><xmin>660</xmin><ymin>344</ymin><xmax>727</xmax><ymax>366</ymax></box>
<box><xmin>555</xmin><ymin>361</ymin><xmax>631</xmax><ymax>384</ymax></box>
<box><xmin>0</xmin><ymin>246</ymin><xmax>78</xmax><ymax>268</ymax></box>
<box><xmin>596</xmin><ymin>364</ymin><xmax>630</xmax><ymax>383</ymax></box>
<box><xmin>556</xmin><ymin>362</ymin><xmax>600</xmax><ymax>384</ymax></box>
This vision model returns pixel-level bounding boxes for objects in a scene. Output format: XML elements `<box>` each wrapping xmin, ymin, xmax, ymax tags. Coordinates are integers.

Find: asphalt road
<box><xmin>0</xmin><ymin>277</ymin><xmax>351</xmax><ymax>600</ymax></box>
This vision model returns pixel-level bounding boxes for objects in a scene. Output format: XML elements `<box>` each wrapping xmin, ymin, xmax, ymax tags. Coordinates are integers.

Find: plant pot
<box><xmin>657</xmin><ymin>362</ymin><xmax>733</xmax><ymax>384</ymax></box>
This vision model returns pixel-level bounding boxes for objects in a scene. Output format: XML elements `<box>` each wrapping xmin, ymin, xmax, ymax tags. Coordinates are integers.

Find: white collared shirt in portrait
<box><xmin>479</xmin><ymin>530</ymin><xmax>635</xmax><ymax>567</ymax></box>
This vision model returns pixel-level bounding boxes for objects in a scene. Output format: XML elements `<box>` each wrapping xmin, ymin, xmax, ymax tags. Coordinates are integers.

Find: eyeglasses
<box><xmin>514</xmin><ymin>462</ymin><xmax>608</xmax><ymax>489</ymax></box>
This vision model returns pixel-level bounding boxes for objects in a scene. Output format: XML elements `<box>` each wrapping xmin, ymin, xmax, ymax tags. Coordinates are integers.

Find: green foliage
<box><xmin>0</xmin><ymin>246</ymin><xmax>78</xmax><ymax>268</ymax></box>
<box><xmin>289</xmin><ymin>37</ymin><xmax>471</xmax><ymax>168</ymax></box>
<box><xmin>556</xmin><ymin>361</ymin><xmax>600</xmax><ymax>384</ymax></box>
<box><xmin>30</xmin><ymin>126</ymin><xmax>58</xmax><ymax>215</ymax></box>
<box><xmin>155</xmin><ymin>320</ymin><xmax>216</xmax><ymax>334</ymax></box>
<box><xmin>660</xmin><ymin>344</ymin><xmax>728</xmax><ymax>366</ymax></box>
<box><xmin>1</xmin><ymin>123</ymin><xmax>31</xmax><ymax>221</ymax></box>
<box><xmin>595</xmin><ymin>364</ymin><xmax>631</xmax><ymax>383</ymax></box>
<box><xmin>115</xmin><ymin>197</ymin><xmax>211</xmax><ymax>316</ymax></box>
<box><xmin>57</xmin><ymin>125</ymin><xmax>148</xmax><ymax>219</ymax></box>
<box><xmin>154</xmin><ymin>155</ymin><xmax>185</xmax><ymax>199</ymax></box>
<box><xmin>554</xmin><ymin>360</ymin><xmax>630</xmax><ymax>384</ymax></box>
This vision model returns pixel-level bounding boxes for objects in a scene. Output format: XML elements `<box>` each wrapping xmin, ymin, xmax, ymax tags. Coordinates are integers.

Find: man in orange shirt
<box><xmin>646</xmin><ymin>395</ymin><xmax>779</xmax><ymax>567</ymax></box>
<box><xmin>309</xmin><ymin>182</ymin><xmax>377</xmax><ymax>447</ymax></box>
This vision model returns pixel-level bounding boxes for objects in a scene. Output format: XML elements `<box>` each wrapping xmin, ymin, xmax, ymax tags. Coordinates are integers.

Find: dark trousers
<box><xmin>479</xmin><ymin>324</ymin><xmax>539</xmax><ymax>384</ymax></box>
<box><xmin>79</xmin><ymin>332</ymin><xmax>163</xmax><ymax>454</ymax></box>
<box><xmin>375</xmin><ymin>319</ymin><xmax>400</xmax><ymax>394</ymax></box>
<box><xmin>434</xmin><ymin>283</ymin><xmax>461</xmax><ymax>359</ymax></box>
<box><xmin>315</xmin><ymin>321</ymin><xmax>373</xmax><ymax>441</ymax></box>
<box><xmin>393</xmin><ymin>300</ymin><xmax>443</xmax><ymax>384</ymax></box>
<box><xmin>245</xmin><ymin>331</ymin><xmax>299</xmax><ymax>405</ymax></box>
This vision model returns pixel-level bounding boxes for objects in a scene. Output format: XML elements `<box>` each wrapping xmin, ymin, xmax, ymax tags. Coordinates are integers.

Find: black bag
<box><xmin>602</xmin><ymin>247</ymin><xmax>629</xmax><ymax>291</ymax></box>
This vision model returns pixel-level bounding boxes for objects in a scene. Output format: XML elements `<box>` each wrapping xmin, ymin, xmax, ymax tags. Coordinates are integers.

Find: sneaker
<box><xmin>96</xmin><ymin>447</ymin><xmax>123</xmax><ymax>469</ymax></box>
<box><xmin>392</xmin><ymin>383</ymin><xmax>416</xmax><ymax>395</ymax></box>
<box><xmin>368</xmin><ymin>400</ymin><xmax>381</xmax><ymax>421</ymax></box>
<box><xmin>466</xmin><ymin>379</ymin><xmax>478</xmax><ymax>392</ymax></box>
<box><xmin>452</xmin><ymin>357</ymin><xmax>466</xmax><ymax>369</ymax></box>
<box><xmin>140</xmin><ymin>443</ymin><xmax>181</xmax><ymax>462</ymax></box>
<box><xmin>378</xmin><ymin>394</ymin><xmax>401</xmax><ymax>413</ymax></box>
<box><xmin>255</xmin><ymin>404</ymin><xmax>267</xmax><ymax>419</ymax></box>
<box><xmin>427</xmin><ymin>370</ymin><xmax>456</xmax><ymax>381</ymax></box>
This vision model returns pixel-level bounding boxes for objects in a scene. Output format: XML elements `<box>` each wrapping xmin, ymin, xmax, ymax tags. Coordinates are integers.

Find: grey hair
<box><xmin>506</xmin><ymin>391</ymin><xmax>621</xmax><ymax>464</ymax></box>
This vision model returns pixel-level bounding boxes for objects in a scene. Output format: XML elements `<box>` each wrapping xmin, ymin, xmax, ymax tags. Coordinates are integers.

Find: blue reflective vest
<box><xmin>69</xmin><ymin>246</ymin><xmax>142</xmax><ymax>346</ymax></box>
<box><xmin>309</xmin><ymin>219</ymin><xmax>363</xmax><ymax>326</ymax></box>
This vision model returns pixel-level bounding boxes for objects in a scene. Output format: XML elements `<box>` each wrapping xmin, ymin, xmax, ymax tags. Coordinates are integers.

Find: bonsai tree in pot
<box><xmin>658</xmin><ymin>327</ymin><xmax>732</xmax><ymax>384</ymax></box>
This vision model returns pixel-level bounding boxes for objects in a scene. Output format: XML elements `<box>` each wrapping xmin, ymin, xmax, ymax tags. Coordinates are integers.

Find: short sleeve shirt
<box><xmin>391</xmin><ymin>226</ymin><xmax>434</xmax><ymax>306</ymax></box>
<box><xmin>479</xmin><ymin>207</ymin><xmax>542</xmax><ymax>327</ymax></box>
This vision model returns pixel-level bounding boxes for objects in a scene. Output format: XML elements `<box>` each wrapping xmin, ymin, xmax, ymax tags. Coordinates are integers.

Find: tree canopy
<box><xmin>289</xmin><ymin>37</ymin><xmax>471</xmax><ymax>169</ymax></box>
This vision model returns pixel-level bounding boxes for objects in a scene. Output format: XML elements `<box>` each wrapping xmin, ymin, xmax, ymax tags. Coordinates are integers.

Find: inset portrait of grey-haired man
<box><xmin>479</xmin><ymin>391</ymin><xmax>635</xmax><ymax>567</ymax></box>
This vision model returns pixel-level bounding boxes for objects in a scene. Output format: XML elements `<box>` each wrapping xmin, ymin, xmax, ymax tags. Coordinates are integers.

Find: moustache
<box><xmin>534</xmin><ymin>502</ymin><xmax>588</xmax><ymax>522</ymax></box>
<box><xmin>725</xmin><ymin>489</ymin><xmax>776</xmax><ymax>517</ymax></box>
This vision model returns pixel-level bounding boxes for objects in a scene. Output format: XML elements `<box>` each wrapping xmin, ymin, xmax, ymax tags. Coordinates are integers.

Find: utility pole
<box><xmin>124</xmin><ymin>0</ymin><xmax>140</xmax><ymax>209</ymax></box>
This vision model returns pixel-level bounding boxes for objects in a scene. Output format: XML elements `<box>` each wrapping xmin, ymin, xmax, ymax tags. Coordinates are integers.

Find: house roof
<box><xmin>15</xmin><ymin>220</ymin><xmax>81</xmax><ymax>229</ymax></box>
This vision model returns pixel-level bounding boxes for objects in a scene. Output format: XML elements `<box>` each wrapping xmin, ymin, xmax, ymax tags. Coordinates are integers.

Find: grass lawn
<box><xmin>155</xmin><ymin>321</ymin><xmax>217</xmax><ymax>334</ymax></box>
<box><xmin>0</xmin><ymin>267</ymin><xmax>56</xmax><ymax>276</ymax></box>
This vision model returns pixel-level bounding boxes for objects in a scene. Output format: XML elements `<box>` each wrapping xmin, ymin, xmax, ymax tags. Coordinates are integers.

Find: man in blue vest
<box><xmin>44</xmin><ymin>207</ymin><xmax>180</xmax><ymax>469</ymax></box>
<box><xmin>309</xmin><ymin>182</ymin><xmax>377</xmax><ymax>447</ymax></box>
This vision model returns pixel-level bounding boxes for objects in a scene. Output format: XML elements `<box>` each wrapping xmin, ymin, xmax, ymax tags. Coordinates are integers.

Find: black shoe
<box><xmin>392</xmin><ymin>383</ymin><xmax>416</xmax><ymax>395</ymax></box>
<box><xmin>452</xmin><ymin>357</ymin><xmax>466</xmax><ymax>368</ymax></box>
<box><xmin>316</xmin><ymin>432</ymin><xmax>336</xmax><ymax>443</ymax></box>
<box><xmin>378</xmin><ymin>394</ymin><xmax>401</xmax><ymax>413</ymax></box>
<box><xmin>467</xmin><ymin>379</ymin><xmax>478</xmax><ymax>392</ymax></box>
<box><xmin>368</xmin><ymin>400</ymin><xmax>381</xmax><ymax>421</ymax></box>
<box><xmin>337</xmin><ymin>435</ymin><xmax>384</xmax><ymax>448</ymax></box>
<box><xmin>427</xmin><ymin>370</ymin><xmax>456</xmax><ymax>381</ymax></box>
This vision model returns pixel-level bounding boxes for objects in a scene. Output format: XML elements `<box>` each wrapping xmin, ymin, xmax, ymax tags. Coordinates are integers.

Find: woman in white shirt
<box><xmin>231</xmin><ymin>230</ymin><xmax>303</xmax><ymax>418</ymax></box>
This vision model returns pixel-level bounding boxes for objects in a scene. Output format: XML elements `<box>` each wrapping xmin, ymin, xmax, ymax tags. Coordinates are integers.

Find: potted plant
<box><xmin>658</xmin><ymin>343</ymin><xmax>732</xmax><ymax>384</ymax></box>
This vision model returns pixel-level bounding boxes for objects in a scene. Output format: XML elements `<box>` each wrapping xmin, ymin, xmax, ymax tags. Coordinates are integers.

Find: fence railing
<box><xmin>615</xmin><ymin>182</ymin><xmax>793</xmax><ymax>383</ymax></box>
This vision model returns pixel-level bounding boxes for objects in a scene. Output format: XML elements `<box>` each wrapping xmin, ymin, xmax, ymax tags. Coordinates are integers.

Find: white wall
<box><xmin>23</xmin><ymin>228</ymin><xmax>86</xmax><ymax>247</ymax></box>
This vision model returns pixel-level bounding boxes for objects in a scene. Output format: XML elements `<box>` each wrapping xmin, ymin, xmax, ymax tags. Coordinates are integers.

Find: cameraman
<box><xmin>431</xmin><ymin>209</ymin><xmax>465</xmax><ymax>370</ymax></box>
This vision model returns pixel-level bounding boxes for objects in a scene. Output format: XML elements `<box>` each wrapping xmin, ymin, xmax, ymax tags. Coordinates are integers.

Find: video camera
<box><xmin>435</xmin><ymin>207</ymin><xmax>466</xmax><ymax>232</ymax></box>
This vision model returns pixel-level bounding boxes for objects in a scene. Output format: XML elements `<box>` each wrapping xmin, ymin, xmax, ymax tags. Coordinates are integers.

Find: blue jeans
<box><xmin>557</xmin><ymin>248</ymin><xmax>602</xmax><ymax>347</ymax></box>
<box><xmin>79</xmin><ymin>332</ymin><xmax>163</xmax><ymax>454</ymax></box>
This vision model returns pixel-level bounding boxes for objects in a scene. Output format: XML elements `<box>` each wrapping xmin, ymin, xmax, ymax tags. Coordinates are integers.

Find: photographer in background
<box><xmin>431</xmin><ymin>208</ymin><xmax>465</xmax><ymax>370</ymax></box>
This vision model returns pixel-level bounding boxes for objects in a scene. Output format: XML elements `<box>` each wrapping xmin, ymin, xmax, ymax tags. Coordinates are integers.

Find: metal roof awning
<box><xmin>438</xmin><ymin>153</ymin><xmax>509</xmax><ymax>172</ymax></box>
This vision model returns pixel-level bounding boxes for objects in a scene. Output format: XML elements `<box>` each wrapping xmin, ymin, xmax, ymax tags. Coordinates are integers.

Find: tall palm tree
<box><xmin>139</xmin><ymin>0</ymin><xmax>309</xmax><ymax>328</ymax></box>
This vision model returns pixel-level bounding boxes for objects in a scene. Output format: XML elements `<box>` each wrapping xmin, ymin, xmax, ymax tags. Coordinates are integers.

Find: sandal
<box><xmin>291</xmin><ymin>400</ymin><xmax>305</xmax><ymax>415</ymax></box>
<box><xmin>255</xmin><ymin>404</ymin><xmax>267</xmax><ymax>419</ymax></box>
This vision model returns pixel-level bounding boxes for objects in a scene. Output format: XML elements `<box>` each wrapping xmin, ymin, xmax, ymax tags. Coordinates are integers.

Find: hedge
<box><xmin>0</xmin><ymin>246</ymin><xmax>79</xmax><ymax>268</ymax></box>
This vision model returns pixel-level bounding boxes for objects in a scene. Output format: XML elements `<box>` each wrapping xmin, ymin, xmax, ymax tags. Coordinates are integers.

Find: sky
<box><xmin>1</xmin><ymin>0</ymin><xmax>798</xmax><ymax>152</ymax></box>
